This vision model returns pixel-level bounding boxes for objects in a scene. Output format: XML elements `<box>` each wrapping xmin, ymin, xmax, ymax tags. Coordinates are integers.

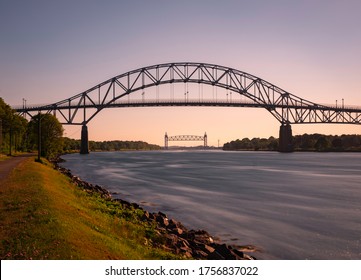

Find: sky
<box><xmin>1</xmin><ymin>0</ymin><xmax>361</xmax><ymax>146</ymax></box>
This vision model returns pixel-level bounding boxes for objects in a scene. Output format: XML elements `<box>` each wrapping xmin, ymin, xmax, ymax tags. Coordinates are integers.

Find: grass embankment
<box><xmin>0</xmin><ymin>157</ymin><xmax>178</xmax><ymax>259</ymax></box>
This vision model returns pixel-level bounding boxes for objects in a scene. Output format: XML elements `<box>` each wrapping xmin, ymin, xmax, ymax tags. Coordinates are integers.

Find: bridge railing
<box><xmin>12</xmin><ymin>103</ymin><xmax>54</xmax><ymax>111</ymax></box>
<box><xmin>14</xmin><ymin>99</ymin><xmax>361</xmax><ymax>112</ymax></box>
<box><xmin>112</xmin><ymin>99</ymin><xmax>259</xmax><ymax>105</ymax></box>
<box><xmin>319</xmin><ymin>103</ymin><xmax>361</xmax><ymax>111</ymax></box>
<box><xmin>14</xmin><ymin>98</ymin><xmax>261</xmax><ymax>112</ymax></box>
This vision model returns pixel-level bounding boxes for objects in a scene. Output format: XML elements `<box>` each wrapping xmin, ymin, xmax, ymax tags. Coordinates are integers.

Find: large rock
<box><xmin>207</xmin><ymin>244</ymin><xmax>243</xmax><ymax>260</ymax></box>
<box><xmin>155</xmin><ymin>212</ymin><xmax>169</xmax><ymax>227</ymax></box>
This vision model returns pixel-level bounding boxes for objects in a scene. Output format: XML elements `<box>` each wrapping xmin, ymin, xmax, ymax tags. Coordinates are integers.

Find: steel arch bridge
<box><xmin>14</xmin><ymin>62</ymin><xmax>361</xmax><ymax>153</ymax></box>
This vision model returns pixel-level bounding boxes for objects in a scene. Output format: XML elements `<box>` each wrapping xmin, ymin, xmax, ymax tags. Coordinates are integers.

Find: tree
<box><xmin>267</xmin><ymin>136</ymin><xmax>278</xmax><ymax>151</ymax></box>
<box><xmin>341</xmin><ymin>134</ymin><xmax>361</xmax><ymax>150</ymax></box>
<box><xmin>300</xmin><ymin>134</ymin><xmax>317</xmax><ymax>150</ymax></box>
<box><xmin>63</xmin><ymin>137</ymin><xmax>81</xmax><ymax>152</ymax></box>
<box><xmin>251</xmin><ymin>138</ymin><xmax>260</xmax><ymax>150</ymax></box>
<box><xmin>240</xmin><ymin>138</ymin><xmax>252</xmax><ymax>149</ymax></box>
<box><xmin>0</xmin><ymin>98</ymin><xmax>28</xmax><ymax>154</ymax></box>
<box><xmin>28</xmin><ymin>113</ymin><xmax>64</xmax><ymax>159</ymax></box>
<box><xmin>314</xmin><ymin>136</ymin><xmax>331</xmax><ymax>151</ymax></box>
<box><xmin>331</xmin><ymin>137</ymin><xmax>343</xmax><ymax>149</ymax></box>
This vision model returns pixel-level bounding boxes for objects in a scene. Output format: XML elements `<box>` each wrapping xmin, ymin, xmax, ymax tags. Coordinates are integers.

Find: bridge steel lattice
<box><xmin>15</xmin><ymin>62</ymin><xmax>361</xmax><ymax>153</ymax></box>
<box><xmin>164</xmin><ymin>133</ymin><xmax>207</xmax><ymax>149</ymax></box>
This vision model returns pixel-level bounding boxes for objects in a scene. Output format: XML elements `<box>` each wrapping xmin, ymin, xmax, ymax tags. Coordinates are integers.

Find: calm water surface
<box><xmin>61</xmin><ymin>151</ymin><xmax>361</xmax><ymax>259</ymax></box>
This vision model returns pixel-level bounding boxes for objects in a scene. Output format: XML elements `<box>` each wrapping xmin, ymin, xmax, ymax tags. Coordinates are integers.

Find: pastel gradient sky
<box><xmin>1</xmin><ymin>0</ymin><xmax>361</xmax><ymax>146</ymax></box>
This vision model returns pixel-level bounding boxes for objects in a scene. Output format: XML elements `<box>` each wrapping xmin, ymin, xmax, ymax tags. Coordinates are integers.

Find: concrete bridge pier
<box><xmin>279</xmin><ymin>123</ymin><xmax>293</xmax><ymax>152</ymax></box>
<box><xmin>80</xmin><ymin>124</ymin><xmax>89</xmax><ymax>154</ymax></box>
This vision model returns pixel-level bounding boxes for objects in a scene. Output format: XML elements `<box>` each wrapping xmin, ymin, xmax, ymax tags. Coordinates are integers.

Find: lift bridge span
<box><xmin>164</xmin><ymin>133</ymin><xmax>208</xmax><ymax>149</ymax></box>
<box><xmin>15</xmin><ymin>62</ymin><xmax>361</xmax><ymax>153</ymax></box>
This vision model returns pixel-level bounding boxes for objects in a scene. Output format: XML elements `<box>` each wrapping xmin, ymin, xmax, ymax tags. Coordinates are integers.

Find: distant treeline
<box><xmin>223</xmin><ymin>137</ymin><xmax>279</xmax><ymax>151</ymax></box>
<box><xmin>63</xmin><ymin>137</ymin><xmax>161</xmax><ymax>152</ymax></box>
<box><xmin>223</xmin><ymin>134</ymin><xmax>361</xmax><ymax>152</ymax></box>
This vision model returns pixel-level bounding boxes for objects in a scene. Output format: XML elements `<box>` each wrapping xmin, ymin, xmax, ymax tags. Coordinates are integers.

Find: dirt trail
<box><xmin>0</xmin><ymin>154</ymin><xmax>35</xmax><ymax>183</ymax></box>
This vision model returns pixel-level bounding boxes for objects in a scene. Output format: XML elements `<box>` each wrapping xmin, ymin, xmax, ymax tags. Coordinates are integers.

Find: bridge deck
<box><xmin>14</xmin><ymin>99</ymin><xmax>361</xmax><ymax>112</ymax></box>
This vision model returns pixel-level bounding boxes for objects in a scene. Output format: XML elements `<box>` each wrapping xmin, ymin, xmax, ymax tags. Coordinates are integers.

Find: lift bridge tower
<box><xmin>164</xmin><ymin>133</ymin><xmax>207</xmax><ymax>149</ymax></box>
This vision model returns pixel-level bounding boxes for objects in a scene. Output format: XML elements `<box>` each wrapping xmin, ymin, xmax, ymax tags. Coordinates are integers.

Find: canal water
<box><xmin>61</xmin><ymin>151</ymin><xmax>361</xmax><ymax>259</ymax></box>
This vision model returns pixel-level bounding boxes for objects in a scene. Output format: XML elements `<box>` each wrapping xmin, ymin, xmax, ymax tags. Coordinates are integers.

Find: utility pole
<box><xmin>9</xmin><ymin>125</ymin><xmax>12</xmax><ymax>156</ymax></box>
<box><xmin>0</xmin><ymin>118</ymin><xmax>2</xmax><ymax>147</ymax></box>
<box><xmin>8</xmin><ymin>114</ymin><xmax>13</xmax><ymax>156</ymax></box>
<box><xmin>37</xmin><ymin>112</ymin><xmax>41</xmax><ymax>162</ymax></box>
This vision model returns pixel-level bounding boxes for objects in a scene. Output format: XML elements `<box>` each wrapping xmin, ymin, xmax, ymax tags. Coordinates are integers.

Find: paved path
<box><xmin>0</xmin><ymin>154</ymin><xmax>35</xmax><ymax>183</ymax></box>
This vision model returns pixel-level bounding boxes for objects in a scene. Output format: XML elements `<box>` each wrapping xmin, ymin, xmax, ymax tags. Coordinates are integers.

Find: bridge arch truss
<box><xmin>17</xmin><ymin>62</ymin><xmax>361</xmax><ymax>126</ymax></box>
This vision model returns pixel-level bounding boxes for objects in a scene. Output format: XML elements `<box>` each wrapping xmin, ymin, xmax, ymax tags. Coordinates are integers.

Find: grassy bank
<box><xmin>0</xmin><ymin>157</ymin><xmax>178</xmax><ymax>259</ymax></box>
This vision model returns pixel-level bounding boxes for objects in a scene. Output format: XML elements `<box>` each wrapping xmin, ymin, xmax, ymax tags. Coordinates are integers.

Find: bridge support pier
<box><xmin>80</xmin><ymin>124</ymin><xmax>89</xmax><ymax>154</ymax></box>
<box><xmin>279</xmin><ymin>124</ymin><xmax>293</xmax><ymax>153</ymax></box>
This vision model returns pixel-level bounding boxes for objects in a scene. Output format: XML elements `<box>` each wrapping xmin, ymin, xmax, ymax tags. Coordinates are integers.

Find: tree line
<box><xmin>223</xmin><ymin>137</ymin><xmax>279</xmax><ymax>151</ymax></box>
<box><xmin>223</xmin><ymin>134</ymin><xmax>361</xmax><ymax>152</ymax></box>
<box><xmin>0</xmin><ymin>98</ymin><xmax>28</xmax><ymax>155</ymax></box>
<box><xmin>293</xmin><ymin>134</ymin><xmax>361</xmax><ymax>151</ymax></box>
<box><xmin>63</xmin><ymin>138</ymin><xmax>160</xmax><ymax>152</ymax></box>
<box><xmin>1</xmin><ymin>98</ymin><xmax>64</xmax><ymax>159</ymax></box>
<box><xmin>0</xmin><ymin>98</ymin><xmax>160</xmax><ymax>159</ymax></box>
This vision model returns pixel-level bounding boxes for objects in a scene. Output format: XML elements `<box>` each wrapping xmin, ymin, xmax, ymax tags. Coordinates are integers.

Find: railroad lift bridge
<box><xmin>13</xmin><ymin>62</ymin><xmax>361</xmax><ymax>153</ymax></box>
<box><xmin>164</xmin><ymin>133</ymin><xmax>208</xmax><ymax>149</ymax></box>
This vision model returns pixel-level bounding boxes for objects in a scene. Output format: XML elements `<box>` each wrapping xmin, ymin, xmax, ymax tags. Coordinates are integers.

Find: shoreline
<box><xmin>53</xmin><ymin>157</ymin><xmax>257</xmax><ymax>260</ymax></box>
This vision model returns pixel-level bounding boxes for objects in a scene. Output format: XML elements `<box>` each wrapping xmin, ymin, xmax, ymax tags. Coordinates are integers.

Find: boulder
<box><xmin>194</xmin><ymin>250</ymin><xmax>209</xmax><ymax>259</ymax></box>
<box><xmin>171</xmin><ymin>227</ymin><xmax>183</xmax><ymax>235</ymax></box>
<box><xmin>158</xmin><ymin>211</ymin><xmax>167</xmax><ymax>218</ymax></box>
<box><xmin>155</xmin><ymin>213</ymin><xmax>169</xmax><ymax>227</ymax></box>
<box><xmin>207</xmin><ymin>244</ymin><xmax>244</xmax><ymax>260</ymax></box>
<box><xmin>141</xmin><ymin>211</ymin><xmax>150</xmax><ymax>221</ymax></box>
<box><xmin>200</xmin><ymin>243</ymin><xmax>215</xmax><ymax>254</ymax></box>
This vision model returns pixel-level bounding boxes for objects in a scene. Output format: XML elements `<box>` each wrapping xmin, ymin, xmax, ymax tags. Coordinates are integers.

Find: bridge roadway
<box><xmin>13</xmin><ymin>62</ymin><xmax>361</xmax><ymax>153</ymax></box>
<box><xmin>16</xmin><ymin>98</ymin><xmax>361</xmax><ymax>125</ymax></box>
<box><xmin>15</xmin><ymin>99</ymin><xmax>261</xmax><ymax>112</ymax></box>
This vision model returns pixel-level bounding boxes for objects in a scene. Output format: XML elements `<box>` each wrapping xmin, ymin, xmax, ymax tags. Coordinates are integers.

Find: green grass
<box><xmin>0</xmin><ymin>157</ymin><xmax>179</xmax><ymax>259</ymax></box>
